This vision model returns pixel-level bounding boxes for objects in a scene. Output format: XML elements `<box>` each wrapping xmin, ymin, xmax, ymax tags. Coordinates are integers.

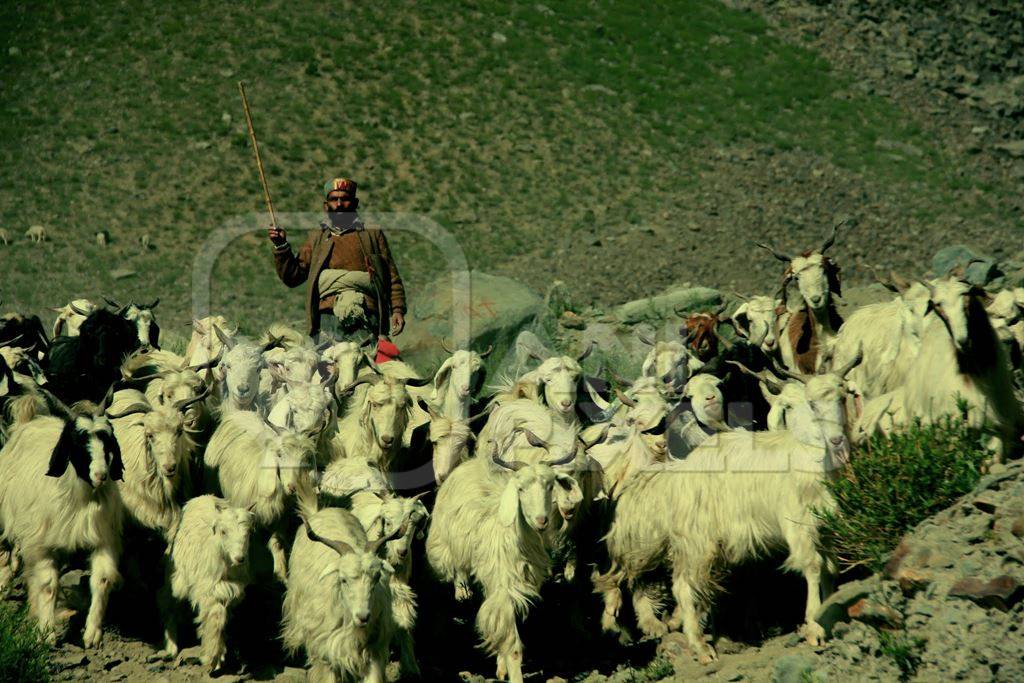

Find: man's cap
<box><xmin>324</xmin><ymin>177</ymin><xmax>357</xmax><ymax>198</ymax></box>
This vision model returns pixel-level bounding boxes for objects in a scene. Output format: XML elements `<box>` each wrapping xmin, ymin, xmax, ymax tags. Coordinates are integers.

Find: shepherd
<box><xmin>267</xmin><ymin>177</ymin><xmax>407</xmax><ymax>347</ymax></box>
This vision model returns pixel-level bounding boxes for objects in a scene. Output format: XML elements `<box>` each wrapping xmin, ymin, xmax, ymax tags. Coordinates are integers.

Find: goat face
<box><xmin>122</xmin><ymin>304</ymin><xmax>160</xmax><ymax>349</ymax></box>
<box><xmin>267</xmin><ymin>431</ymin><xmax>315</xmax><ymax>495</ymax></box>
<box><xmin>429</xmin><ymin>417</ymin><xmax>471</xmax><ymax>484</ymax></box>
<box><xmin>498</xmin><ymin>464</ymin><xmax>569</xmax><ymax>531</ymax></box>
<box><xmin>733</xmin><ymin>296</ymin><xmax>778</xmax><ymax>352</ymax></box>
<box><xmin>536</xmin><ymin>357</ymin><xmax>581</xmax><ymax>415</ymax></box>
<box><xmin>52</xmin><ymin>299</ymin><xmax>97</xmax><ymax>337</ymax></box>
<box><xmin>217</xmin><ymin>344</ymin><xmax>264</xmax><ymax>409</ymax></box>
<box><xmin>269</xmin><ymin>345</ymin><xmax>318</xmax><ymax>386</ymax></box>
<box><xmin>789</xmin><ymin>254</ymin><xmax>831</xmax><ymax>313</ymax></box>
<box><xmin>683</xmin><ymin>374</ymin><xmax>725</xmax><ymax>425</ymax></box>
<box><xmin>361</xmin><ymin>380</ymin><xmax>411</xmax><ymax>451</ymax></box>
<box><xmin>322</xmin><ymin>341</ymin><xmax>364</xmax><ymax>388</ymax></box>
<box><xmin>641</xmin><ymin>341</ymin><xmax>690</xmax><ymax>396</ymax></box>
<box><xmin>271</xmin><ymin>381</ymin><xmax>333</xmax><ymax>434</ymax></box>
<box><xmin>214</xmin><ymin>503</ymin><xmax>253</xmax><ymax>567</ymax></box>
<box><xmin>781</xmin><ymin>375</ymin><xmax>851</xmax><ymax>466</ymax></box>
<box><xmin>684</xmin><ymin>314</ymin><xmax>719</xmax><ymax>362</ymax></box>
<box><xmin>434</xmin><ymin>350</ymin><xmax>484</xmax><ymax>407</ymax></box>
<box><xmin>376</xmin><ymin>498</ymin><xmax>428</xmax><ymax>566</ymax></box>
<box><xmin>924</xmin><ymin>279</ymin><xmax>991</xmax><ymax>355</ymax></box>
<box><xmin>326</xmin><ymin>550</ymin><xmax>388</xmax><ymax>628</ymax></box>
<box><xmin>47</xmin><ymin>415</ymin><xmax>124</xmax><ymax>488</ymax></box>
<box><xmin>144</xmin><ymin>408</ymin><xmax>187</xmax><ymax>479</ymax></box>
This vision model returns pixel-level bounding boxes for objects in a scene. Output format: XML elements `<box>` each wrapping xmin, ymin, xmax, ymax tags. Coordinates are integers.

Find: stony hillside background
<box><xmin>1</xmin><ymin>0</ymin><xmax>1021</xmax><ymax>338</ymax></box>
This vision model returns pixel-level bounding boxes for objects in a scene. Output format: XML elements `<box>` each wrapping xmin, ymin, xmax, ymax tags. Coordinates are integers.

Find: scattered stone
<box><xmin>994</xmin><ymin>140</ymin><xmax>1024</xmax><ymax>158</ymax></box>
<box><xmin>110</xmin><ymin>268</ymin><xmax>137</xmax><ymax>280</ymax></box>
<box><xmin>772</xmin><ymin>654</ymin><xmax>815</xmax><ymax>683</ymax></box>
<box><xmin>614</xmin><ymin>285</ymin><xmax>721</xmax><ymax>324</ymax></box>
<box><xmin>948</xmin><ymin>575</ymin><xmax>1024</xmax><ymax>612</ymax></box>
<box><xmin>847</xmin><ymin>597</ymin><xmax>904</xmax><ymax>627</ymax></box>
<box><xmin>53</xmin><ymin>653</ymin><xmax>88</xmax><ymax>670</ymax></box>
<box><xmin>559</xmin><ymin>310</ymin><xmax>586</xmax><ymax>330</ymax></box>
<box><xmin>816</xmin><ymin>575</ymin><xmax>880</xmax><ymax>635</ymax></box>
<box><xmin>490</xmin><ymin>32</ymin><xmax>507</xmax><ymax>45</ymax></box>
<box><xmin>582</xmin><ymin>84</ymin><xmax>617</xmax><ymax>97</ymax></box>
<box><xmin>8</xmin><ymin>46</ymin><xmax>21</xmax><ymax>57</ymax></box>
<box><xmin>103</xmin><ymin>657</ymin><xmax>122</xmax><ymax>670</ymax></box>
<box><xmin>1011</xmin><ymin>514</ymin><xmax>1024</xmax><ymax>538</ymax></box>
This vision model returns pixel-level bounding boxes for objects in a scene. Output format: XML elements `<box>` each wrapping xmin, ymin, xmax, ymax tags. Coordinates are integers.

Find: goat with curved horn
<box><xmin>479</xmin><ymin>344</ymin><xmax>494</xmax><ymax>358</ymax></box>
<box><xmin>726</xmin><ymin>360</ymin><xmax>785</xmax><ymax>392</ymax></box>
<box><xmin>102</xmin><ymin>296</ymin><xmax>122</xmax><ymax>309</ymax></box>
<box><xmin>547</xmin><ymin>448</ymin><xmax>577</xmax><ymax>467</ymax></box>
<box><xmin>173</xmin><ymin>384</ymin><xmax>212</xmax><ymax>413</ymax></box>
<box><xmin>140</xmin><ymin>298</ymin><xmax>160</xmax><ymax>310</ymax></box>
<box><xmin>754</xmin><ymin>241</ymin><xmax>792</xmax><ymax>263</ymax></box>
<box><xmin>769</xmin><ymin>358</ymin><xmax>808</xmax><ymax>384</ymax></box>
<box><xmin>212</xmin><ymin>324</ymin><xmax>235</xmax><ymax>350</ymax></box>
<box><xmin>69</xmin><ymin>301</ymin><xmax>92</xmax><ymax>316</ymax></box>
<box><xmin>576</xmin><ymin>340</ymin><xmax>596</xmax><ymax>363</ymax></box>
<box><xmin>368</xmin><ymin>521</ymin><xmax>410</xmax><ymax>556</ymax></box>
<box><xmin>522</xmin><ymin>429</ymin><xmax>549</xmax><ymax>449</ymax></box>
<box><xmin>301</xmin><ymin>517</ymin><xmax>354</xmax><ymax>556</ymax></box>
<box><xmin>834</xmin><ymin>348</ymin><xmax>863</xmax><ymax>380</ymax></box>
<box><xmin>186</xmin><ymin>347</ymin><xmax>224</xmax><ymax>373</ymax></box>
<box><xmin>105</xmin><ymin>402</ymin><xmax>153</xmax><ymax>419</ymax></box>
<box><xmin>491</xmin><ymin>440</ymin><xmax>526</xmax><ymax>471</ymax></box>
<box><xmin>820</xmin><ymin>218</ymin><xmax>848</xmax><ymax>254</ymax></box>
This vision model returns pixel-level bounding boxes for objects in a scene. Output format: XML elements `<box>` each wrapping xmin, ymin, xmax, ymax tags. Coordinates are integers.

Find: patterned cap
<box><xmin>323</xmin><ymin>177</ymin><xmax>357</xmax><ymax>198</ymax></box>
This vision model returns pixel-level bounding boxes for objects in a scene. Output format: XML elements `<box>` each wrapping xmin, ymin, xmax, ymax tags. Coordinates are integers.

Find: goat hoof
<box><xmin>83</xmin><ymin>625</ymin><xmax>103</xmax><ymax>648</ymax></box>
<box><xmin>639</xmin><ymin>619</ymin><xmax>668</xmax><ymax>638</ymax></box>
<box><xmin>696</xmin><ymin>645</ymin><xmax>718</xmax><ymax>665</ymax></box>
<box><xmin>803</xmin><ymin>621</ymin><xmax>826</xmax><ymax>647</ymax></box>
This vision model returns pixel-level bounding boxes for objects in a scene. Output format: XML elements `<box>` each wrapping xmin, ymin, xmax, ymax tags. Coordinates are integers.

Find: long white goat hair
<box><xmin>0</xmin><ymin>415</ymin><xmax>125</xmax><ymax>646</ymax></box>
<box><xmin>161</xmin><ymin>495</ymin><xmax>253</xmax><ymax>672</ymax></box>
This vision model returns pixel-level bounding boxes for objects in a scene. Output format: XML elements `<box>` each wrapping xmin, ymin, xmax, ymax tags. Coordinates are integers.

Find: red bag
<box><xmin>375</xmin><ymin>337</ymin><xmax>400</xmax><ymax>364</ymax></box>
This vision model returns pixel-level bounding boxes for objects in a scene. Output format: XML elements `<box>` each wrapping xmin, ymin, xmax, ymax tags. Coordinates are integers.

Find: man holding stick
<box><xmin>267</xmin><ymin>178</ymin><xmax>407</xmax><ymax>342</ymax></box>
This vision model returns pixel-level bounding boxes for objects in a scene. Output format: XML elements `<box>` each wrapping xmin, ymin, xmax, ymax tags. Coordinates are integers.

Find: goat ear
<box><xmin>46</xmin><ymin>420</ymin><xmax>78</xmax><ymax>478</ymax></box>
<box><xmin>99</xmin><ymin>430</ymin><xmax>124</xmax><ymax>481</ymax></box>
<box><xmin>433</xmin><ymin>358</ymin><xmax>453</xmax><ymax>397</ymax></box>
<box><xmin>555</xmin><ymin>473</ymin><xmax>583</xmax><ymax>507</ymax></box>
<box><xmin>149</xmin><ymin>322</ymin><xmax>160</xmax><ymax>349</ymax></box>
<box><xmin>497</xmin><ymin>480</ymin><xmax>521</xmax><ymax>527</ymax></box>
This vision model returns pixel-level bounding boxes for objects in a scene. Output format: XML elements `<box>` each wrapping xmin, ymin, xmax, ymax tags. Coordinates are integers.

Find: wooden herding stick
<box><xmin>238</xmin><ymin>81</ymin><xmax>278</xmax><ymax>230</ymax></box>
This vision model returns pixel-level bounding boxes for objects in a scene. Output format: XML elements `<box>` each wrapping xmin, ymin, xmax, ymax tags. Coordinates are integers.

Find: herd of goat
<box><xmin>0</xmin><ymin>226</ymin><xmax>1023</xmax><ymax>682</ymax></box>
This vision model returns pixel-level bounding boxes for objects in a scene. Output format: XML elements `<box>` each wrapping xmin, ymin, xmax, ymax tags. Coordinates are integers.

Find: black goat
<box><xmin>0</xmin><ymin>312</ymin><xmax>49</xmax><ymax>362</ymax></box>
<box><xmin>104</xmin><ymin>297</ymin><xmax>160</xmax><ymax>348</ymax></box>
<box><xmin>45</xmin><ymin>309</ymin><xmax>141</xmax><ymax>405</ymax></box>
<box><xmin>700</xmin><ymin>337</ymin><xmax>772</xmax><ymax>430</ymax></box>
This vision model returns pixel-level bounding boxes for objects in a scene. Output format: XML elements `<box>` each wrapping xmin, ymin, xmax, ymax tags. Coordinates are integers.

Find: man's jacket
<box><xmin>273</xmin><ymin>219</ymin><xmax>406</xmax><ymax>337</ymax></box>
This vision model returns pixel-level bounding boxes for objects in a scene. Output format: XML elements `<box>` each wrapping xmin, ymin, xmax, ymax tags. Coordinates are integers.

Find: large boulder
<box><xmin>614</xmin><ymin>285</ymin><xmax>722</xmax><ymax>324</ymax></box>
<box><xmin>398</xmin><ymin>271</ymin><xmax>542</xmax><ymax>371</ymax></box>
<box><xmin>931</xmin><ymin>245</ymin><xmax>1001</xmax><ymax>286</ymax></box>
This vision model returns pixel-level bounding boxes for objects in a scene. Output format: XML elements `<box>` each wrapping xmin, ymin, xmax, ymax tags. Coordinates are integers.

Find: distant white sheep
<box><xmin>25</xmin><ymin>225</ymin><xmax>46</xmax><ymax>243</ymax></box>
<box><xmin>160</xmin><ymin>495</ymin><xmax>254</xmax><ymax>672</ymax></box>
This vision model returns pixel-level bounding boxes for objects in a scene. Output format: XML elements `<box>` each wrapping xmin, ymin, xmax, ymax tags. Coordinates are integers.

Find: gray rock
<box><xmin>614</xmin><ymin>285</ymin><xmax>721</xmax><ymax>324</ymax></box>
<box><xmin>399</xmin><ymin>271</ymin><xmax>542</xmax><ymax>370</ymax></box>
<box><xmin>815</xmin><ymin>575</ymin><xmax>881</xmax><ymax>635</ymax></box>
<box><xmin>931</xmin><ymin>245</ymin><xmax>999</xmax><ymax>284</ymax></box>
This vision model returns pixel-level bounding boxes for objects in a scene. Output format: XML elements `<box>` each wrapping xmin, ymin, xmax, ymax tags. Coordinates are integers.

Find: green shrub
<box><xmin>878</xmin><ymin>629</ymin><xmax>926</xmax><ymax>681</ymax></box>
<box><xmin>0</xmin><ymin>602</ymin><xmax>50</xmax><ymax>682</ymax></box>
<box><xmin>818</xmin><ymin>412</ymin><xmax>990</xmax><ymax>572</ymax></box>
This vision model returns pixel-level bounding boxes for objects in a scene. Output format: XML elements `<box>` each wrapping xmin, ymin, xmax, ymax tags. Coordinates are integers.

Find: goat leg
<box><xmin>83</xmin><ymin>546</ymin><xmax>120</xmax><ymax>648</ymax></box>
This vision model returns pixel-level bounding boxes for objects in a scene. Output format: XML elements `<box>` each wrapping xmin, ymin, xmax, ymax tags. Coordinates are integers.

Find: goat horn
<box><xmin>105</xmin><ymin>403</ymin><xmax>152</xmax><ymax>419</ymax></box>
<box><xmin>522</xmin><ymin>429</ymin><xmax>549</xmax><ymax>449</ymax></box>
<box><xmin>725</xmin><ymin>360</ymin><xmax>785</xmax><ymax>391</ymax></box>
<box><xmin>302</xmin><ymin>517</ymin><xmax>354</xmax><ymax>556</ymax></box>
<box><xmin>173</xmin><ymin>384</ymin><xmax>211</xmax><ymax>412</ymax></box>
<box><xmin>98</xmin><ymin>385</ymin><xmax>117</xmax><ymax>412</ymax></box>
<box><xmin>835</xmin><ymin>348</ymin><xmax>864</xmax><ymax>380</ymax></box>
<box><xmin>712</xmin><ymin>328</ymin><xmax>734</xmax><ymax>351</ymax></box>
<box><xmin>440</xmin><ymin>337</ymin><xmax>455</xmax><ymax>354</ymax></box>
<box><xmin>261</xmin><ymin>335</ymin><xmax>285</xmax><ymax>353</ymax></box>
<box><xmin>770</xmin><ymin>357</ymin><xmax>808</xmax><ymax>384</ymax></box>
<box><xmin>527</xmin><ymin>348</ymin><xmax>547</xmax><ymax>363</ymax></box>
<box><xmin>212</xmin><ymin>324</ymin><xmax>234</xmax><ymax>349</ymax></box>
<box><xmin>359</xmin><ymin>335</ymin><xmax>376</xmax><ymax>348</ymax></box>
<box><xmin>576</xmin><ymin>340</ymin><xmax>596</xmax><ymax>363</ymax></box>
<box><xmin>469</xmin><ymin>403</ymin><xmax>495</xmax><ymax>424</ymax></box>
<box><xmin>491</xmin><ymin>440</ymin><xmax>526</xmax><ymax>471</ymax></box>
<box><xmin>820</xmin><ymin>219</ymin><xmax>846</xmax><ymax>254</ymax></box>
<box><xmin>479</xmin><ymin>344</ymin><xmax>494</xmax><ymax>358</ymax></box>
<box><xmin>754</xmin><ymin>241</ymin><xmax>792</xmax><ymax>263</ymax></box>
<box><xmin>368</xmin><ymin>521</ymin><xmax>409</xmax><ymax>556</ymax></box>
<box><xmin>37</xmin><ymin>388</ymin><xmax>73</xmax><ymax>419</ymax></box>
<box><xmin>547</xmin><ymin>449</ymin><xmax>576</xmax><ymax>467</ymax></box>
<box><xmin>713</xmin><ymin>302</ymin><xmax>728</xmax><ymax>317</ymax></box>
<box><xmin>730</xmin><ymin>291</ymin><xmax>750</xmax><ymax>302</ymax></box>
<box><xmin>579</xmin><ymin>423</ymin><xmax>611</xmax><ymax>449</ymax></box>
<box><xmin>69</xmin><ymin>301</ymin><xmax>92</xmax><ymax>316</ymax></box>
<box><xmin>102</xmin><ymin>296</ymin><xmax>121</xmax><ymax>308</ymax></box>
<box><xmin>186</xmin><ymin>347</ymin><xmax>224</xmax><ymax>372</ymax></box>
<box><xmin>615</xmin><ymin>388</ymin><xmax>637</xmax><ymax>408</ymax></box>
<box><xmin>142</xmin><ymin>298</ymin><xmax>160</xmax><ymax>310</ymax></box>
<box><xmin>611</xmin><ymin>370</ymin><xmax>633</xmax><ymax>389</ymax></box>
<box><xmin>315</xmin><ymin>339</ymin><xmax>332</xmax><ymax>353</ymax></box>
<box><xmin>403</xmin><ymin>375</ymin><xmax>432</xmax><ymax>388</ymax></box>
<box><xmin>636</xmin><ymin>332</ymin><xmax>655</xmax><ymax>346</ymax></box>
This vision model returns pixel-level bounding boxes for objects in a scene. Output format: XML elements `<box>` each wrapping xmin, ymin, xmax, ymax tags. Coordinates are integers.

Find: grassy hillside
<box><xmin>1</xmin><ymin>0</ymin><xmax>1018</xmax><ymax>338</ymax></box>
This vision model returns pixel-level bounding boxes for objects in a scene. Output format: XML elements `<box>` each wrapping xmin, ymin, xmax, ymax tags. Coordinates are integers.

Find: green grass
<box><xmin>1</xmin><ymin>1</ymin><xmax>1019</xmax><ymax>334</ymax></box>
<box><xmin>0</xmin><ymin>602</ymin><xmax>50</xmax><ymax>682</ymax></box>
<box><xmin>817</xmin><ymin>410</ymin><xmax>991</xmax><ymax>572</ymax></box>
<box><xmin>878</xmin><ymin>629</ymin><xmax>926</xmax><ymax>682</ymax></box>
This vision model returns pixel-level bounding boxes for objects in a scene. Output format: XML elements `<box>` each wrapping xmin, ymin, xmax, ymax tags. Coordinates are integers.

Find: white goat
<box><xmin>417</xmin><ymin>341</ymin><xmax>490</xmax><ymax>420</ymax></box>
<box><xmin>106</xmin><ymin>389</ymin><xmax>207</xmax><ymax>534</ymax></box>
<box><xmin>638</xmin><ymin>336</ymin><xmax>691</xmax><ymax>398</ymax></box>
<box><xmin>595</xmin><ymin>359</ymin><xmax>859</xmax><ymax>663</ymax></box>
<box><xmin>0</xmin><ymin>402</ymin><xmax>125</xmax><ymax>645</ymax></box>
<box><xmin>490</xmin><ymin>343</ymin><xmax>595</xmax><ymax>431</ymax></box>
<box><xmin>160</xmin><ymin>495</ymin><xmax>254</xmax><ymax>672</ymax></box>
<box><xmin>282</xmin><ymin>498</ymin><xmax>398</xmax><ymax>683</ymax></box>
<box><xmin>50</xmin><ymin>298</ymin><xmax>98</xmax><ymax>338</ymax></box>
<box><xmin>211</xmin><ymin>329</ymin><xmax>283</xmax><ymax>414</ymax></box>
<box><xmin>184</xmin><ymin>316</ymin><xmax>237</xmax><ymax>369</ymax></box>
<box><xmin>25</xmin><ymin>225</ymin><xmax>46</xmax><ymax>243</ymax></box>
<box><xmin>729</xmin><ymin>294</ymin><xmax>780</xmax><ymax>356</ymax></box>
<box><xmin>426</xmin><ymin>437</ymin><xmax>580</xmax><ymax>683</ymax></box>
<box><xmin>349</xmin><ymin>490</ymin><xmax>429</xmax><ymax>677</ymax></box>
<box><xmin>758</xmin><ymin>224</ymin><xmax>845</xmax><ymax>374</ymax></box>
<box><xmin>880</xmin><ymin>279</ymin><xmax>1023</xmax><ymax>461</ymax></box>
<box><xmin>203</xmin><ymin>411</ymin><xmax>316</xmax><ymax>581</ymax></box>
